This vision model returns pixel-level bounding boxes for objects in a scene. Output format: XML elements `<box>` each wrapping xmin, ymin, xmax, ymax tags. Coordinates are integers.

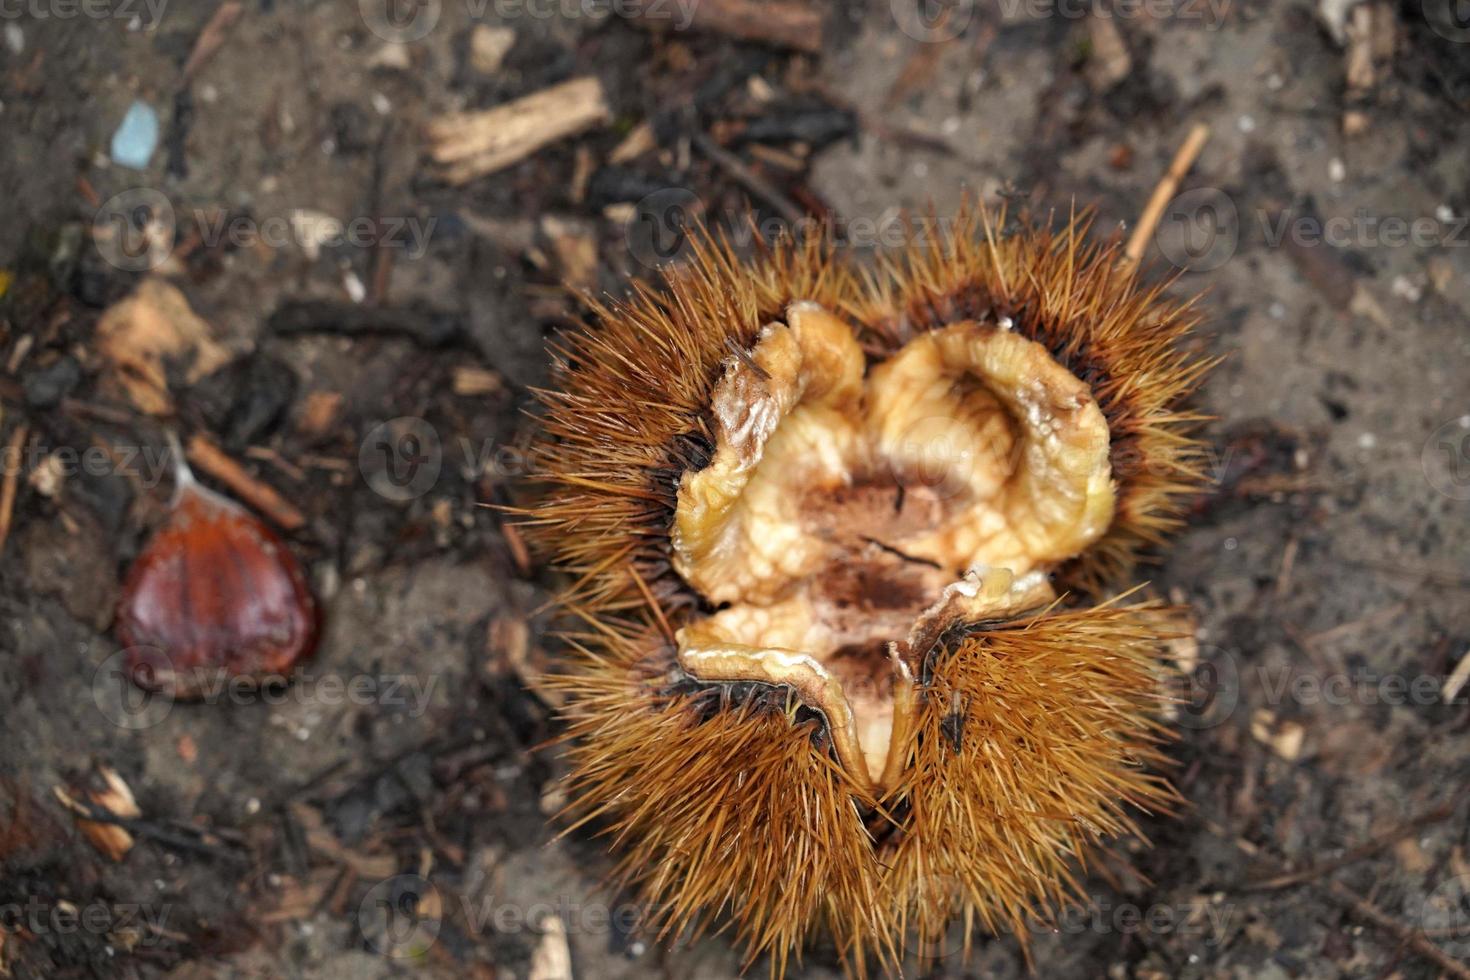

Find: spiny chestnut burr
<box><xmin>523</xmin><ymin>205</ymin><xmax>1212</xmax><ymax>975</ymax></box>
<box><xmin>114</xmin><ymin>440</ymin><xmax>319</xmax><ymax>699</ymax></box>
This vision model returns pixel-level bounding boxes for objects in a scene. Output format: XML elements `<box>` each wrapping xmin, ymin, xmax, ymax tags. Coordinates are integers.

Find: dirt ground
<box><xmin>2</xmin><ymin>1</ymin><xmax>1469</xmax><ymax>978</ymax></box>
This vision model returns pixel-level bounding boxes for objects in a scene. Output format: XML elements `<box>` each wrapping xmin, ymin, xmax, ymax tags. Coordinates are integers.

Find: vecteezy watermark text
<box><xmin>0</xmin><ymin>897</ymin><xmax>174</xmax><ymax>944</ymax></box>
<box><xmin>891</xmin><ymin>0</ymin><xmax>1231</xmax><ymax>43</ymax></box>
<box><xmin>357</xmin><ymin>877</ymin><xmax>668</xmax><ymax>959</ymax></box>
<box><xmin>0</xmin><ymin>0</ymin><xmax>166</xmax><ymax>21</ymax></box>
<box><xmin>92</xmin><ymin>188</ymin><xmax>437</xmax><ymax>272</ymax></box>
<box><xmin>358</xmin><ymin>0</ymin><xmax>696</xmax><ymax>43</ymax></box>
<box><xmin>93</xmin><ymin>649</ymin><xmax>442</xmax><ymax>730</ymax></box>
<box><xmin>0</xmin><ymin>441</ymin><xmax>174</xmax><ymax>487</ymax></box>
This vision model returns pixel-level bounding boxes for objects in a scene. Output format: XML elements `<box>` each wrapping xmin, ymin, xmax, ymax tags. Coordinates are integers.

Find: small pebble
<box><xmin>342</xmin><ymin>270</ymin><xmax>366</xmax><ymax>304</ymax></box>
<box><xmin>4</xmin><ymin>23</ymin><xmax>23</xmax><ymax>54</ymax></box>
<box><xmin>1237</xmin><ymin>114</ymin><xmax>1256</xmax><ymax>133</ymax></box>
<box><xmin>1391</xmin><ymin>275</ymin><xmax>1423</xmax><ymax>303</ymax></box>
<box><xmin>1223</xmin><ymin>537</ymin><xmax>1238</xmax><ymax>551</ymax></box>
<box><xmin>1357</xmin><ymin>432</ymin><xmax>1376</xmax><ymax>449</ymax></box>
<box><xmin>1328</xmin><ymin>157</ymin><xmax>1346</xmax><ymax>182</ymax></box>
<box><xmin>110</xmin><ymin>100</ymin><xmax>160</xmax><ymax>170</ymax></box>
<box><xmin>1436</xmin><ymin>204</ymin><xmax>1456</xmax><ymax>223</ymax></box>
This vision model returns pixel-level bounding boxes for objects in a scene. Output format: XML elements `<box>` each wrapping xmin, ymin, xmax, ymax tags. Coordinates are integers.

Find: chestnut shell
<box><xmin>114</xmin><ymin>482</ymin><xmax>319</xmax><ymax>699</ymax></box>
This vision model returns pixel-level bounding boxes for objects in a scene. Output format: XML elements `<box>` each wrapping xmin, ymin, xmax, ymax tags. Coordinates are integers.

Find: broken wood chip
<box><xmin>1442</xmin><ymin>650</ymin><xmax>1470</xmax><ymax>704</ymax></box>
<box><xmin>609</xmin><ymin>121</ymin><xmax>657</xmax><ymax>165</ymax></box>
<box><xmin>639</xmin><ymin>0</ymin><xmax>823</xmax><ymax>54</ymax></box>
<box><xmin>426</xmin><ymin>76</ymin><xmax>610</xmax><ymax>185</ymax></box>
<box><xmin>528</xmin><ymin>912</ymin><xmax>572</xmax><ymax>980</ymax></box>
<box><xmin>452</xmin><ymin>366</ymin><xmax>504</xmax><ymax>397</ymax></box>
<box><xmin>1085</xmin><ymin>15</ymin><xmax>1132</xmax><ymax>92</ymax></box>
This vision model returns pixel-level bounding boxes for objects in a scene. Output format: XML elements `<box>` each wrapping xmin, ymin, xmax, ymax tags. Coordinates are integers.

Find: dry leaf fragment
<box><xmin>1085</xmin><ymin>16</ymin><xmax>1132</xmax><ymax>92</ymax></box>
<box><xmin>54</xmin><ymin>766</ymin><xmax>141</xmax><ymax>862</ymax></box>
<box><xmin>95</xmin><ymin>279</ymin><xmax>229</xmax><ymax>415</ymax></box>
<box><xmin>296</xmin><ymin>391</ymin><xmax>344</xmax><ymax>438</ymax></box>
<box><xmin>1250</xmin><ymin>709</ymin><xmax>1306</xmax><ymax>761</ymax></box>
<box><xmin>540</xmin><ymin>216</ymin><xmax>599</xmax><ymax>294</ymax></box>
<box><xmin>288</xmin><ymin>802</ymin><xmax>398</xmax><ymax>878</ymax></box>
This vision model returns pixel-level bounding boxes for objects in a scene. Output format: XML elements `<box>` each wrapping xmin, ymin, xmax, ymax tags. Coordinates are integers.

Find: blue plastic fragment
<box><xmin>111</xmin><ymin>100</ymin><xmax>160</xmax><ymax>170</ymax></box>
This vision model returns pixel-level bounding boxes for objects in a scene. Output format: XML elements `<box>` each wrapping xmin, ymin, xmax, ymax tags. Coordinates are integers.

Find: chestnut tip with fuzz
<box><xmin>522</xmin><ymin>203</ymin><xmax>1211</xmax><ymax>975</ymax></box>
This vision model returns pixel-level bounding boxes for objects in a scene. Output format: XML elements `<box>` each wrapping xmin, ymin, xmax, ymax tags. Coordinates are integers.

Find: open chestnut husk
<box><xmin>113</xmin><ymin>443</ymin><xmax>319</xmax><ymax>699</ymax></box>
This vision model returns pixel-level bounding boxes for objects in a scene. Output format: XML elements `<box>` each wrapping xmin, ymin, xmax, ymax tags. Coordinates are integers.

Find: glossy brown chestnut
<box><xmin>114</xmin><ymin>469</ymin><xmax>319</xmax><ymax>699</ymax></box>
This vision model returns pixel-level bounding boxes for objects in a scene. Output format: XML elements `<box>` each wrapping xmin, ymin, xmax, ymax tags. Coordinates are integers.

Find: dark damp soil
<box><xmin>2</xmin><ymin>1</ymin><xmax>1470</xmax><ymax>978</ymax></box>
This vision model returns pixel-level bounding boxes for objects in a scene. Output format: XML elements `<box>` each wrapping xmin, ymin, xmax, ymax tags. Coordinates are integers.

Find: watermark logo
<box><xmin>1423</xmin><ymin>0</ymin><xmax>1470</xmax><ymax>42</ymax></box>
<box><xmin>627</xmin><ymin>188</ymin><xmax>703</xmax><ymax>268</ymax></box>
<box><xmin>1155</xmin><ymin>187</ymin><xmax>1238</xmax><ymax>272</ymax></box>
<box><xmin>1422</xmin><ymin>415</ymin><xmax>1470</xmax><ymax>500</ymax></box>
<box><xmin>1410</xmin><ymin>872</ymin><xmax>1470</xmax><ymax>959</ymax></box>
<box><xmin>91</xmin><ymin>646</ymin><xmax>443</xmax><ymax>729</ymax></box>
<box><xmin>92</xmin><ymin>191</ymin><xmax>438</xmax><ymax>271</ymax></box>
<box><xmin>0</xmin><ymin>897</ymin><xmax>174</xmax><ymax>945</ymax></box>
<box><xmin>1</xmin><ymin>441</ymin><xmax>174</xmax><ymax>488</ymax></box>
<box><xmin>93</xmin><ymin>188</ymin><xmax>176</xmax><ymax>273</ymax></box>
<box><xmin>360</xmin><ymin>417</ymin><xmax>443</xmax><ymax>501</ymax></box>
<box><xmin>358</xmin><ymin>874</ymin><xmax>443</xmax><ymax>959</ymax></box>
<box><xmin>360</xmin><ymin>0</ymin><xmax>441</xmax><ymax>42</ymax></box>
<box><xmin>92</xmin><ymin>646</ymin><xmax>175</xmax><ymax>730</ymax></box>
<box><xmin>887</xmin><ymin>414</ymin><xmax>996</xmax><ymax>503</ymax></box>
<box><xmin>891</xmin><ymin>0</ymin><xmax>975</xmax><ymax>42</ymax></box>
<box><xmin>1172</xmin><ymin>644</ymin><xmax>1240</xmax><ymax>730</ymax></box>
<box><xmin>356</xmin><ymin>878</ymin><xmax>668</xmax><ymax>959</ymax></box>
<box><xmin>0</xmin><ymin>0</ymin><xmax>169</xmax><ymax>22</ymax></box>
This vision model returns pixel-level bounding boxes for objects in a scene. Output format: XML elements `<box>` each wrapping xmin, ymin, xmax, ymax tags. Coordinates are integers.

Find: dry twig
<box><xmin>1121</xmin><ymin>123</ymin><xmax>1210</xmax><ymax>270</ymax></box>
<box><xmin>1324</xmin><ymin>881</ymin><xmax>1470</xmax><ymax>980</ymax></box>
<box><xmin>181</xmin><ymin>1</ymin><xmax>244</xmax><ymax>84</ymax></box>
<box><xmin>691</xmin><ymin>133</ymin><xmax>805</xmax><ymax>226</ymax></box>
<box><xmin>0</xmin><ymin>425</ymin><xmax>27</xmax><ymax>556</ymax></box>
<box><xmin>1244</xmin><ymin>797</ymin><xmax>1461</xmax><ymax>890</ymax></box>
<box><xmin>186</xmin><ymin>433</ymin><xmax>306</xmax><ymax>531</ymax></box>
<box><xmin>649</xmin><ymin>0</ymin><xmax>823</xmax><ymax>53</ymax></box>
